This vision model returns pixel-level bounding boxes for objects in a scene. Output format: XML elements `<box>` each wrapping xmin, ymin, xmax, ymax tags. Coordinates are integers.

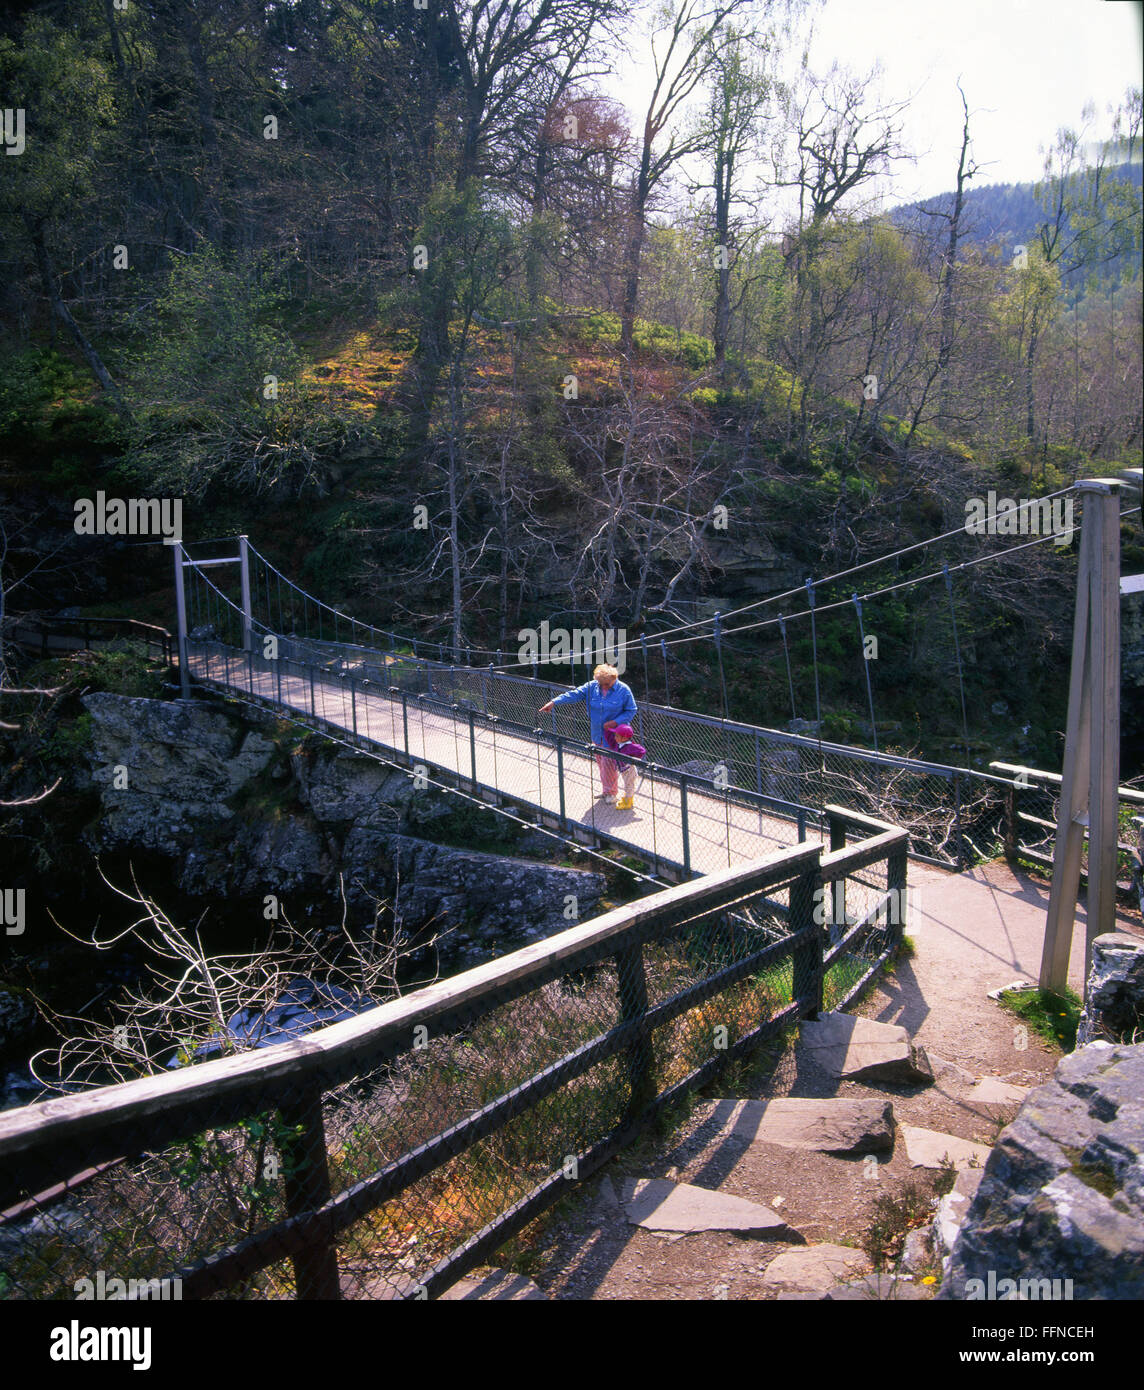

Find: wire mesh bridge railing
<box><xmin>174</xmin><ymin>536</ymin><xmax>1024</xmax><ymax>870</ymax></box>
<box><xmin>0</xmin><ymin>812</ymin><xmax>908</xmax><ymax>1301</ymax></box>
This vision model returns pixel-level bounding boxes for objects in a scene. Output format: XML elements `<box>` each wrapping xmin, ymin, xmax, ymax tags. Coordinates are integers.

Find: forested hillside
<box><xmin>1</xmin><ymin>1</ymin><xmax>1141</xmax><ymax>771</ymax></box>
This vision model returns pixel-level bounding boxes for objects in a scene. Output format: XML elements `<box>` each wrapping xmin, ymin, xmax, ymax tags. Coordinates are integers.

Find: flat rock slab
<box><xmin>763</xmin><ymin>1243</ymin><xmax>870</xmax><ymax>1295</ymax></box>
<box><xmin>440</xmin><ymin>1268</ymin><xmax>547</xmax><ymax>1301</ymax></box>
<box><xmin>799</xmin><ymin>1011</ymin><xmax>934</xmax><ymax>1084</ymax></box>
<box><xmin>926</xmin><ymin>1052</ymin><xmax>979</xmax><ymax>1092</ymax></box>
<box><xmin>902</xmin><ymin>1125</ymin><xmax>991</xmax><ymax>1170</ymax></box>
<box><xmin>620</xmin><ymin>1178</ymin><xmax>795</xmax><ymax>1237</ymax></box>
<box><xmin>714</xmin><ymin>1096</ymin><xmax>894</xmax><ymax>1154</ymax></box>
<box><xmin>966</xmin><ymin>1077</ymin><xmax>1029</xmax><ymax>1106</ymax></box>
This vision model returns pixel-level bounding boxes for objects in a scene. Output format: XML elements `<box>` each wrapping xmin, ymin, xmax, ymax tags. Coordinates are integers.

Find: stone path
<box><xmin>492</xmin><ymin>863</ymin><xmax>1142</xmax><ymax>1301</ymax></box>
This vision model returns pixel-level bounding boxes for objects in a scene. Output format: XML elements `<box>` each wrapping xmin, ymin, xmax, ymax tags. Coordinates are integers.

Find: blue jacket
<box><xmin>551</xmin><ymin>679</ymin><xmax>637</xmax><ymax>744</ymax></box>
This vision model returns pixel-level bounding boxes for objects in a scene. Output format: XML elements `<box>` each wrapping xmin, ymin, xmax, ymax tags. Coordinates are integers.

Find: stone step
<box><xmin>927</xmin><ymin>1052</ymin><xmax>1031</xmax><ymax>1108</ymax></box>
<box><xmin>709</xmin><ymin>1096</ymin><xmax>894</xmax><ymax>1154</ymax></box>
<box><xmin>439</xmin><ymin>1267</ymin><xmax>547</xmax><ymax>1300</ymax></box>
<box><xmin>762</xmin><ymin>1243</ymin><xmax>870</xmax><ymax>1297</ymax></box>
<box><xmin>798</xmin><ymin>1011</ymin><xmax>934</xmax><ymax>1084</ymax></box>
<box><xmin>966</xmin><ymin>1076</ymin><xmax>1029</xmax><ymax>1106</ymax></box>
<box><xmin>901</xmin><ymin>1125</ymin><xmax>992</xmax><ymax>1170</ymax></box>
<box><xmin>619</xmin><ymin>1178</ymin><xmax>797</xmax><ymax>1237</ymax></box>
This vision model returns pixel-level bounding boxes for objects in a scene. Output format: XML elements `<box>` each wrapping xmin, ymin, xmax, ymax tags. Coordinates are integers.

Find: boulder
<box><xmin>82</xmin><ymin>693</ymin><xmax>276</xmax><ymax>852</ymax></box>
<box><xmin>938</xmin><ymin>1042</ymin><xmax>1144</xmax><ymax>1300</ymax></box>
<box><xmin>346</xmin><ymin>830</ymin><xmax>605</xmax><ymax>945</ymax></box>
<box><xmin>1076</xmin><ymin>933</ymin><xmax>1144</xmax><ymax>1046</ymax></box>
<box><xmin>933</xmin><ymin>1169</ymin><xmax>985</xmax><ymax>1263</ymax></box>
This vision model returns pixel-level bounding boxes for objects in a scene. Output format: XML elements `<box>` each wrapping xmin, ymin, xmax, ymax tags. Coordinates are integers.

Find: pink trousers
<box><xmin>596</xmin><ymin>753</ymin><xmax>637</xmax><ymax>797</ymax></box>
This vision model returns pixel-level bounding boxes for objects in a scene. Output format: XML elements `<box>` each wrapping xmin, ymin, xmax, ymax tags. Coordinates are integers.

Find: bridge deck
<box><xmin>189</xmin><ymin>652</ymin><xmax>821</xmax><ymax>876</ymax></box>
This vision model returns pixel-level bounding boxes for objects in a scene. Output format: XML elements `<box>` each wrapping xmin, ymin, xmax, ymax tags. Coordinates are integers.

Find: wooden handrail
<box><xmin>990</xmin><ymin>761</ymin><xmax>1144</xmax><ymax>805</ymax></box>
<box><xmin>0</xmin><ymin>842</ymin><xmax>821</xmax><ymax>1166</ymax></box>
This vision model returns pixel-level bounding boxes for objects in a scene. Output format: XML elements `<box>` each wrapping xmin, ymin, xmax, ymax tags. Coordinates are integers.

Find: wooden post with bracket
<box><xmin>1040</xmin><ymin>480</ymin><xmax>1124</xmax><ymax>997</ymax></box>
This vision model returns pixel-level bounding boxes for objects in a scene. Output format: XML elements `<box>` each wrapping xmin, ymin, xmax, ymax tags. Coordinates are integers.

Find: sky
<box><xmin>607</xmin><ymin>0</ymin><xmax>1143</xmax><ymax>218</ymax></box>
<box><xmin>806</xmin><ymin>0</ymin><xmax>1143</xmax><ymax>204</ymax></box>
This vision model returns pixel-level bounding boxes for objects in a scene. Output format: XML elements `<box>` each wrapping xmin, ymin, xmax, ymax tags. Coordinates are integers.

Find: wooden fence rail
<box><xmin>0</xmin><ymin>819</ymin><xmax>907</xmax><ymax>1301</ymax></box>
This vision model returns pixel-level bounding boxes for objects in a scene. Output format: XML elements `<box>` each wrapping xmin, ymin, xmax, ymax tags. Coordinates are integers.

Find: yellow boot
<box><xmin>616</xmin><ymin>795</ymin><xmax>634</xmax><ymax>810</ymax></box>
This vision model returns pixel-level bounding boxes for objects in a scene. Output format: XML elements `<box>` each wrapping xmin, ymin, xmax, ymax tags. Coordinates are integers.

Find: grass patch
<box><xmin>996</xmin><ymin>985</ymin><xmax>1081</xmax><ymax>1052</ymax></box>
<box><xmin>860</xmin><ymin>1178</ymin><xmax>937</xmax><ymax>1272</ymax></box>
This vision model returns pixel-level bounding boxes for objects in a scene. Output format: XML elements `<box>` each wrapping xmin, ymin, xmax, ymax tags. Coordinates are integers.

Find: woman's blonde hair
<box><xmin>593</xmin><ymin>664</ymin><xmax>619</xmax><ymax>682</ymax></box>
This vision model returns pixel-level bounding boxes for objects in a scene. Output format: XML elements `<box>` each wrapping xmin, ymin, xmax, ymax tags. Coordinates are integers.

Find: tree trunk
<box><xmin>24</xmin><ymin>214</ymin><xmax>130</xmax><ymax>420</ymax></box>
<box><xmin>1025</xmin><ymin>304</ymin><xmax>1040</xmax><ymax>443</ymax></box>
<box><xmin>619</xmin><ymin>138</ymin><xmax>653</xmax><ymax>360</ymax></box>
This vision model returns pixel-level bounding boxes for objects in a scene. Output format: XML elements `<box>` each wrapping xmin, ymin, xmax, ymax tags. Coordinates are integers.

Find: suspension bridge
<box><xmin>171</xmin><ymin>535</ymin><xmax>975</xmax><ymax>881</ymax></box>
<box><xmin>166</xmin><ymin>476</ymin><xmax>1140</xmax><ymax>886</ymax></box>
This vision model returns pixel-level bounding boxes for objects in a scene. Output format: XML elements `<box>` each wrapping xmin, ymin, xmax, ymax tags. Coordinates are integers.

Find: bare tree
<box><xmin>618</xmin><ymin>0</ymin><xmax>755</xmax><ymax>361</ymax></box>
<box><xmin>34</xmin><ymin>865</ymin><xmax>441</xmax><ymax>1090</ymax></box>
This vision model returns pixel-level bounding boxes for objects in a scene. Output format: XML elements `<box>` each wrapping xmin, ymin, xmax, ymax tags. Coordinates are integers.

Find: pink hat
<box><xmin>613</xmin><ymin>724</ymin><xmax>634</xmax><ymax>741</ymax></box>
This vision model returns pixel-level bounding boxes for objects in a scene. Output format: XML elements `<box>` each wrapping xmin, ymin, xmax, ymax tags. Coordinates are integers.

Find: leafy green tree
<box><xmin>0</xmin><ymin>14</ymin><xmax>125</xmax><ymax>413</ymax></box>
<box><xmin>122</xmin><ymin>243</ymin><xmax>342</xmax><ymax>498</ymax></box>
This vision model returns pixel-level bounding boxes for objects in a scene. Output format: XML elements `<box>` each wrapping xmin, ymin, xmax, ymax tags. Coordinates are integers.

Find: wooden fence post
<box><xmin>828</xmin><ymin>811</ymin><xmax>846</xmax><ymax>943</ymax></box>
<box><xmin>277</xmin><ymin>1088</ymin><xmax>340</xmax><ymax>1300</ymax></box>
<box><xmin>888</xmin><ymin>844</ymin><xmax>908</xmax><ymax>952</ymax></box>
<box><xmin>790</xmin><ymin>864</ymin><xmax>822</xmax><ymax>1019</ymax></box>
<box><xmin>1042</xmin><ymin>482</ymin><xmax>1122</xmax><ymax>996</ymax></box>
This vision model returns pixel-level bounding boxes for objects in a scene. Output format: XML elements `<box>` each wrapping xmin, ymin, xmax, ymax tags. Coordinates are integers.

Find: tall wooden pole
<box><xmin>1040</xmin><ymin>481</ymin><xmax>1121</xmax><ymax>996</ymax></box>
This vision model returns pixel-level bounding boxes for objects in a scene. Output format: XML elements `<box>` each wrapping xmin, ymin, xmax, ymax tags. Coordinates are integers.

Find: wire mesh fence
<box><xmin>175</xmin><ymin>534</ymin><xmax>1144</xmax><ymax>880</ymax></box>
<box><xmin>0</xmin><ymin>830</ymin><xmax>906</xmax><ymax>1301</ymax></box>
<box><xmin>178</xmin><ymin>540</ymin><xmax>1047</xmax><ymax>870</ymax></box>
<box><xmin>183</xmin><ymin>640</ymin><xmax>825</xmax><ymax>879</ymax></box>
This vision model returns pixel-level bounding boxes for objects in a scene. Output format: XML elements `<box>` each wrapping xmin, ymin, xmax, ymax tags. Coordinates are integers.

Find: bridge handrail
<box><xmin>179</xmin><ymin>553</ymin><xmax>1009</xmax><ymax>867</ymax></box>
<box><xmin>295</xmin><ymin>632</ymin><xmax>1019</xmax><ymax>786</ymax></box>
<box><xmin>989</xmin><ymin>761</ymin><xmax>1144</xmax><ymax>804</ymax></box>
<box><xmin>396</xmin><ymin>681</ymin><xmax>822</xmax><ymax>825</ymax></box>
<box><xmin>0</xmin><ymin>845</ymin><xmax>818</xmax><ymax>1170</ymax></box>
<box><xmin>188</xmin><ymin>641</ymin><xmax>823</xmax><ymax>874</ymax></box>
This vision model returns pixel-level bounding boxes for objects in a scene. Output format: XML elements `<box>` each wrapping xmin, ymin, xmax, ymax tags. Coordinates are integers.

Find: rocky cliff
<box><xmin>81</xmin><ymin>692</ymin><xmax>607</xmax><ymax>964</ymax></box>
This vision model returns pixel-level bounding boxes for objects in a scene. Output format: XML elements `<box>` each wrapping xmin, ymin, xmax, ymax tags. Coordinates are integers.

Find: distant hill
<box><xmin>889</xmin><ymin>162</ymin><xmax>1142</xmax><ymax>294</ymax></box>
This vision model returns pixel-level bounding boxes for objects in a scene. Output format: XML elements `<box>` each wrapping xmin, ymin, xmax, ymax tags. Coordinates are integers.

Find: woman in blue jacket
<box><xmin>539</xmin><ymin>664</ymin><xmax>639</xmax><ymax>808</ymax></box>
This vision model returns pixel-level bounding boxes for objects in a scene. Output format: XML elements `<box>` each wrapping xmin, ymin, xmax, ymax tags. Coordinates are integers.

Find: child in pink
<box><xmin>603</xmin><ymin>724</ymin><xmax>646</xmax><ymax>809</ymax></box>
